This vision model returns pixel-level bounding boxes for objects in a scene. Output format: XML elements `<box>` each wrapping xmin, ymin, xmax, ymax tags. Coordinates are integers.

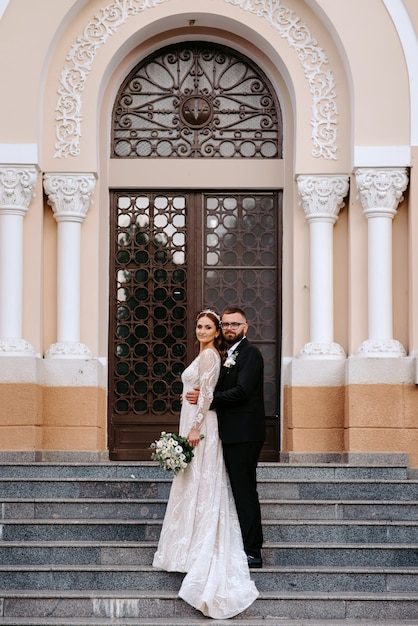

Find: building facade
<box><xmin>0</xmin><ymin>0</ymin><xmax>417</xmax><ymax>464</ymax></box>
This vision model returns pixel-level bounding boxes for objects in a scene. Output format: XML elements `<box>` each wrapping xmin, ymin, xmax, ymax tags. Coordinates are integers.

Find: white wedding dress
<box><xmin>152</xmin><ymin>347</ymin><xmax>259</xmax><ymax>619</ymax></box>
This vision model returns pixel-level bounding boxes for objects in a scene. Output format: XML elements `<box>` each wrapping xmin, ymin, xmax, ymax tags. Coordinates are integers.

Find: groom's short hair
<box><xmin>223</xmin><ymin>306</ymin><xmax>246</xmax><ymax>321</ymax></box>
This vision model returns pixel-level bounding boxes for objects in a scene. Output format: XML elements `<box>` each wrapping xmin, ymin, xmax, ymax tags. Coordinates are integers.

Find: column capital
<box><xmin>355</xmin><ymin>167</ymin><xmax>408</xmax><ymax>219</ymax></box>
<box><xmin>297</xmin><ymin>174</ymin><xmax>349</xmax><ymax>224</ymax></box>
<box><xmin>43</xmin><ymin>173</ymin><xmax>96</xmax><ymax>223</ymax></box>
<box><xmin>0</xmin><ymin>166</ymin><xmax>38</xmax><ymax>216</ymax></box>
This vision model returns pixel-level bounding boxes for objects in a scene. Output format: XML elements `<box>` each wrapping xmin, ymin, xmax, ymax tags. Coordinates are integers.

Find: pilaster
<box><xmin>43</xmin><ymin>173</ymin><xmax>96</xmax><ymax>358</ymax></box>
<box><xmin>0</xmin><ymin>166</ymin><xmax>38</xmax><ymax>355</ymax></box>
<box><xmin>296</xmin><ymin>174</ymin><xmax>349</xmax><ymax>359</ymax></box>
<box><xmin>354</xmin><ymin>168</ymin><xmax>409</xmax><ymax>357</ymax></box>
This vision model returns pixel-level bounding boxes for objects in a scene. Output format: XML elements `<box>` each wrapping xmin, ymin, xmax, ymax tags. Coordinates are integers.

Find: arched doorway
<box><xmin>108</xmin><ymin>42</ymin><xmax>283</xmax><ymax>461</ymax></box>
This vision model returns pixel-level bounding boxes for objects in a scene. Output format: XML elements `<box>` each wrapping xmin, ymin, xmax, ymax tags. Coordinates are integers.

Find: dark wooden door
<box><xmin>108</xmin><ymin>190</ymin><xmax>281</xmax><ymax>461</ymax></box>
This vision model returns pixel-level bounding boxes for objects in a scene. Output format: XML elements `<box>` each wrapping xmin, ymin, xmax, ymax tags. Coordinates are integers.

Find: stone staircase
<box><xmin>0</xmin><ymin>455</ymin><xmax>418</xmax><ymax>625</ymax></box>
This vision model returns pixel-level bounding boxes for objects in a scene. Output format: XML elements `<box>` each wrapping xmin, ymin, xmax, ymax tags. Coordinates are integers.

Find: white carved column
<box><xmin>297</xmin><ymin>175</ymin><xmax>349</xmax><ymax>358</ymax></box>
<box><xmin>355</xmin><ymin>167</ymin><xmax>409</xmax><ymax>357</ymax></box>
<box><xmin>43</xmin><ymin>173</ymin><xmax>96</xmax><ymax>358</ymax></box>
<box><xmin>0</xmin><ymin>166</ymin><xmax>38</xmax><ymax>355</ymax></box>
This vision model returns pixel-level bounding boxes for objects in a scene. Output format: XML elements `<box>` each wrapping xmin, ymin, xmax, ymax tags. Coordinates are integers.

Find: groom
<box><xmin>186</xmin><ymin>306</ymin><xmax>265</xmax><ymax>568</ymax></box>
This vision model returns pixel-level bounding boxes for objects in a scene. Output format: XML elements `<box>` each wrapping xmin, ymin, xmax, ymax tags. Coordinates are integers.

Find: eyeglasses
<box><xmin>221</xmin><ymin>322</ymin><xmax>245</xmax><ymax>329</ymax></box>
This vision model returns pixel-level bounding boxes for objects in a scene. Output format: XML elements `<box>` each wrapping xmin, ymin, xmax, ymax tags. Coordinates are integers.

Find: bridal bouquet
<box><xmin>150</xmin><ymin>431</ymin><xmax>201</xmax><ymax>475</ymax></box>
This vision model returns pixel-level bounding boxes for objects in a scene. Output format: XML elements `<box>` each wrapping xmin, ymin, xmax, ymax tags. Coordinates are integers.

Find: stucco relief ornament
<box><xmin>298</xmin><ymin>342</ymin><xmax>345</xmax><ymax>359</ymax></box>
<box><xmin>0</xmin><ymin>166</ymin><xmax>38</xmax><ymax>216</ymax></box>
<box><xmin>43</xmin><ymin>174</ymin><xmax>96</xmax><ymax>222</ymax></box>
<box><xmin>54</xmin><ymin>0</ymin><xmax>170</xmax><ymax>158</ymax></box>
<box><xmin>45</xmin><ymin>341</ymin><xmax>93</xmax><ymax>359</ymax></box>
<box><xmin>355</xmin><ymin>339</ymin><xmax>406</xmax><ymax>358</ymax></box>
<box><xmin>224</xmin><ymin>0</ymin><xmax>338</xmax><ymax>159</ymax></box>
<box><xmin>355</xmin><ymin>168</ymin><xmax>408</xmax><ymax>218</ymax></box>
<box><xmin>54</xmin><ymin>0</ymin><xmax>338</xmax><ymax>160</ymax></box>
<box><xmin>297</xmin><ymin>175</ymin><xmax>349</xmax><ymax>224</ymax></box>
<box><xmin>0</xmin><ymin>338</ymin><xmax>37</xmax><ymax>357</ymax></box>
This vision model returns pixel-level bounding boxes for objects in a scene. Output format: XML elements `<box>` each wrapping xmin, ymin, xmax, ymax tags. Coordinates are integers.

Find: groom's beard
<box><xmin>223</xmin><ymin>329</ymin><xmax>245</xmax><ymax>346</ymax></box>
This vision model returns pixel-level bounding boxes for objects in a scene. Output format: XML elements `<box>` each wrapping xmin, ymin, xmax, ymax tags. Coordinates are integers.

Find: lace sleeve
<box><xmin>190</xmin><ymin>349</ymin><xmax>220</xmax><ymax>430</ymax></box>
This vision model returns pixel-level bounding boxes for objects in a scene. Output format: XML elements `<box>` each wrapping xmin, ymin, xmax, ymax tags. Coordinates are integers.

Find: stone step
<box><xmin>1</xmin><ymin>541</ymin><xmax>418</xmax><ymax>568</ymax></box>
<box><xmin>3</xmin><ymin>497</ymin><xmax>418</xmax><ymax>521</ymax></box>
<box><xmin>1</xmin><ymin>518</ymin><xmax>417</xmax><ymax>543</ymax></box>
<box><xmin>263</xmin><ymin>519</ymin><xmax>418</xmax><ymax>543</ymax></box>
<box><xmin>0</xmin><ymin>461</ymin><xmax>409</xmax><ymax>480</ymax></box>
<box><xmin>1</xmin><ymin>459</ymin><xmax>416</xmax><ymax>624</ymax></box>
<box><xmin>262</xmin><ymin>499</ymin><xmax>418</xmax><ymax>521</ymax></box>
<box><xmin>1</xmin><ymin>564</ymin><xmax>418</xmax><ymax>593</ymax></box>
<box><xmin>0</xmin><ymin>620</ymin><xmax>417</xmax><ymax>626</ymax></box>
<box><xmin>266</xmin><ymin>542</ymin><xmax>418</xmax><ymax>567</ymax></box>
<box><xmin>0</xmin><ymin>498</ymin><xmax>168</xmax><ymax>520</ymax></box>
<box><xmin>1</xmin><ymin>477</ymin><xmax>418</xmax><ymax>500</ymax></box>
<box><xmin>1</xmin><ymin>589</ymin><xmax>418</xmax><ymax>621</ymax></box>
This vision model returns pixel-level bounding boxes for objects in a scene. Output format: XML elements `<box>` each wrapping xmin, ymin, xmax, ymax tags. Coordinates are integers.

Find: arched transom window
<box><xmin>112</xmin><ymin>42</ymin><xmax>282</xmax><ymax>159</ymax></box>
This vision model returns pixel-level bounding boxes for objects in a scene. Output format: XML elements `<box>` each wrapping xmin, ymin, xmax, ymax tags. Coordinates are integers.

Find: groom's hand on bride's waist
<box><xmin>185</xmin><ymin>387</ymin><xmax>200</xmax><ymax>404</ymax></box>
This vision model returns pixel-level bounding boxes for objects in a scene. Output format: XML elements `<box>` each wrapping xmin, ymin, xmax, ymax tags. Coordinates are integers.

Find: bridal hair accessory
<box><xmin>197</xmin><ymin>309</ymin><xmax>221</xmax><ymax>324</ymax></box>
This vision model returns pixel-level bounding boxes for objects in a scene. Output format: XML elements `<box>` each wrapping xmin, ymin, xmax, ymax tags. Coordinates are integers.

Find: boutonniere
<box><xmin>224</xmin><ymin>351</ymin><xmax>238</xmax><ymax>369</ymax></box>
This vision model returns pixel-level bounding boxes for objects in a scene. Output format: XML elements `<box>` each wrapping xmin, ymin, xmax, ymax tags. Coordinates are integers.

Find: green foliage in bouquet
<box><xmin>150</xmin><ymin>431</ymin><xmax>203</xmax><ymax>475</ymax></box>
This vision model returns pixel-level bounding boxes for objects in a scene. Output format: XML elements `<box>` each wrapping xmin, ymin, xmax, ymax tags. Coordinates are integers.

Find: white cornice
<box><xmin>0</xmin><ymin>144</ymin><xmax>39</xmax><ymax>166</ymax></box>
<box><xmin>354</xmin><ymin>145</ymin><xmax>411</xmax><ymax>168</ymax></box>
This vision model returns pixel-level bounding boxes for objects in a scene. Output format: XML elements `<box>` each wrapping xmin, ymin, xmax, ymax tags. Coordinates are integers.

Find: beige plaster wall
<box><xmin>283</xmin><ymin>379</ymin><xmax>418</xmax><ymax>468</ymax></box>
<box><xmin>1</xmin><ymin>0</ymin><xmax>411</xmax><ymax>359</ymax></box>
<box><xmin>0</xmin><ymin>0</ymin><xmax>79</xmax><ymax>144</ymax></box>
<box><xmin>42</xmin><ymin>385</ymin><xmax>106</xmax><ymax>451</ymax></box>
<box><xmin>0</xmin><ymin>0</ymin><xmax>416</xmax><ymax>462</ymax></box>
<box><xmin>39</xmin><ymin>0</ymin><xmax>351</xmax><ymax>173</ymax></box>
<box><xmin>311</xmin><ymin>0</ymin><xmax>410</xmax><ymax>149</ymax></box>
<box><xmin>0</xmin><ymin>382</ymin><xmax>106</xmax><ymax>452</ymax></box>
<box><xmin>404</xmin><ymin>0</ymin><xmax>418</xmax><ymax>32</ymax></box>
<box><xmin>0</xmin><ymin>382</ymin><xmax>42</xmax><ymax>450</ymax></box>
<box><xmin>345</xmin><ymin>380</ymin><xmax>418</xmax><ymax>468</ymax></box>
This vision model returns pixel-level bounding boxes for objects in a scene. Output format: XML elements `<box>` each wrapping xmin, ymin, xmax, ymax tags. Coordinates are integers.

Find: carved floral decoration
<box><xmin>54</xmin><ymin>0</ymin><xmax>338</xmax><ymax>161</ymax></box>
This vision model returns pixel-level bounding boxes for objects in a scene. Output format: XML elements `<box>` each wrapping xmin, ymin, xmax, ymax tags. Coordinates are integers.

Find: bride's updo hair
<box><xmin>196</xmin><ymin>309</ymin><xmax>224</xmax><ymax>355</ymax></box>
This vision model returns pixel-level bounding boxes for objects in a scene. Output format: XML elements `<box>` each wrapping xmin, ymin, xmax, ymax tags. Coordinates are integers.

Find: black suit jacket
<box><xmin>211</xmin><ymin>337</ymin><xmax>265</xmax><ymax>444</ymax></box>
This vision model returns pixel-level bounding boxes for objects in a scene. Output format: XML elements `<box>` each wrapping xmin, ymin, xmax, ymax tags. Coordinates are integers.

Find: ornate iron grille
<box><xmin>112</xmin><ymin>42</ymin><xmax>282</xmax><ymax>158</ymax></box>
<box><xmin>112</xmin><ymin>193</ymin><xmax>187</xmax><ymax>416</ymax></box>
<box><xmin>203</xmin><ymin>193</ymin><xmax>280</xmax><ymax>417</ymax></box>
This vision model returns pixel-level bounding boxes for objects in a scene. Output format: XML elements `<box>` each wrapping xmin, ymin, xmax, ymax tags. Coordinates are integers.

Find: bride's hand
<box><xmin>187</xmin><ymin>428</ymin><xmax>201</xmax><ymax>447</ymax></box>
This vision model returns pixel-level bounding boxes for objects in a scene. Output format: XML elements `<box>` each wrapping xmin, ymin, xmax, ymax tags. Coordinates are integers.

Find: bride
<box><xmin>152</xmin><ymin>309</ymin><xmax>259</xmax><ymax>619</ymax></box>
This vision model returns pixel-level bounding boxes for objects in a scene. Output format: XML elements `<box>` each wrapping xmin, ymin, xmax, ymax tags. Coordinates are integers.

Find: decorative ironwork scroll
<box><xmin>112</xmin><ymin>42</ymin><xmax>281</xmax><ymax>159</ymax></box>
<box><xmin>111</xmin><ymin>193</ymin><xmax>187</xmax><ymax>416</ymax></box>
<box><xmin>54</xmin><ymin>0</ymin><xmax>338</xmax><ymax>160</ymax></box>
<box><xmin>203</xmin><ymin>192</ymin><xmax>280</xmax><ymax>416</ymax></box>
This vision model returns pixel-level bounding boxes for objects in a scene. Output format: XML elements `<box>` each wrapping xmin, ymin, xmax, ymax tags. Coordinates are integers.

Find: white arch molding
<box><xmin>53</xmin><ymin>0</ymin><xmax>339</xmax><ymax>161</ymax></box>
<box><xmin>383</xmin><ymin>0</ymin><xmax>418</xmax><ymax>147</ymax></box>
<box><xmin>0</xmin><ymin>0</ymin><xmax>9</xmax><ymax>21</ymax></box>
